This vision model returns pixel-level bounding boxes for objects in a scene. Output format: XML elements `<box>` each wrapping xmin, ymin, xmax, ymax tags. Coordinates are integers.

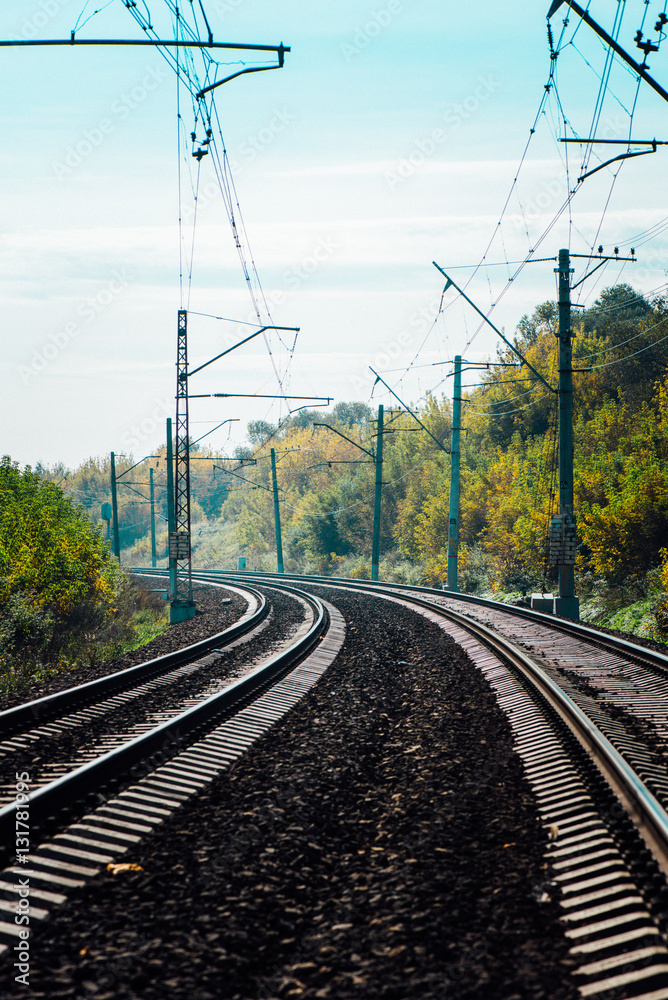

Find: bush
<box><xmin>0</xmin><ymin>458</ymin><xmax>169</xmax><ymax>693</ymax></box>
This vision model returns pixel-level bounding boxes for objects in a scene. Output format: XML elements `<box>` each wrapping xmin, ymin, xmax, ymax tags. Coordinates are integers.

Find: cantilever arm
<box><xmin>369</xmin><ymin>369</ymin><xmax>450</xmax><ymax>453</ymax></box>
<box><xmin>197</xmin><ymin>48</ymin><xmax>288</xmax><ymax>99</ymax></box>
<box><xmin>312</xmin><ymin>423</ymin><xmax>375</xmax><ymax>460</ymax></box>
<box><xmin>214</xmin><ymin>465</ymin><xmax>275</xmax><ymax>493</ymax></box>
<box><xmin>547</xmin><ymin>0</ymin><xmax>668</xmax><ymax>106</ymax></box>
<box><xmin>433</xmin><ymin>263</ymin><xmax>555</xmax><ymax>393</ymax></box>
<box><xmin>578</xmin><ymin>147</ymin><xmax>656</xmax><ymax>182</ymax></box>
<box><xmin>188</xmin><ymin>325</ymin><xmax>299</xmax><ymax>377</ymax></box>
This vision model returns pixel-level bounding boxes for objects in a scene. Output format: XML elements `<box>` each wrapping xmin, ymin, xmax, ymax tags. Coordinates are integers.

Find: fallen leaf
<box><xmin>107</xmin><ymin>863</ymin><xmax>143</xmax><ymax>874</ymax></box>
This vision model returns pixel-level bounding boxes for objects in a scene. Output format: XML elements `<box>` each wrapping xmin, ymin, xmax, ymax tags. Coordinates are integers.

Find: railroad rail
<box><xmin>4</xmin><ymin>567</ymin><xmax>668</xmax><ymax>996</ymax></box>
<box><xmin>0</xmin><ymin>581</ymin><xmax>267</xmax><ymax>742</ymax></box>
<box><xmin>157</xmin><ymin>568</ymin><xmax>668</xmax><ymax>998</ymax></box>
<box><xmin>0</xmin><ymin>576</ymin><xmax>345</xmax><ymax>957</ymax></box>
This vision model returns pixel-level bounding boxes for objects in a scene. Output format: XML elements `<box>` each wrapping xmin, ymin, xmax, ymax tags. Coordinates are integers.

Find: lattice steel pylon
<box><xmin>171</xmin><ymin>308</ymin><xmax>196</xmax><ymax>622</ymax></box>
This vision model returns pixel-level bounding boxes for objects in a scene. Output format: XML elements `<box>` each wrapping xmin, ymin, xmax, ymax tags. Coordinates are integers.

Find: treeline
<box><xmin>29</xmin><ymin>282</ymin><xmax>668</xmax><ymax>640</ymax></box>
<box><xmin>36</xmin><ymin>451</ymin><xmax>229</xmax><ymax>556</ymax></box>
<box><xmin>217</xmin><ymin>284</ymin><xmax>668</xmax><ymax>635</ymax></box>
<box><xmin>0</xmin><ymin>458</ymin><xmax>166</xmax><ymax>693</ymax></box>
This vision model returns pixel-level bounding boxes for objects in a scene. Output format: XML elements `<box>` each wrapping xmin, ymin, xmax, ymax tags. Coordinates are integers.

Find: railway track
<box><xmin>4</xmin><ymin>568</ymin><xmax>668</xmax><ymax>997</ymax></box>
<box><xmin>0</xmin><ymin>580</ymin><xmax>267</xmax><ymax>759</ymax></box>
<box><xmin>165</xmin><ymin>568</ymin><xmax>668</xmax><ymax>999</ymax></box>
<box><xmin>0</xmin><ymin>576</ymin><xmax>345</xmax><ymax>959</ymax></box>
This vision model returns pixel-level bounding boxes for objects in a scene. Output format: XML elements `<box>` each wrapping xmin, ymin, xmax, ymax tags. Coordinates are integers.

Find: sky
<box><xmin>3</xmin><ymin>0</ymin><xmax>668</xmax><ymax>469</ymax></box>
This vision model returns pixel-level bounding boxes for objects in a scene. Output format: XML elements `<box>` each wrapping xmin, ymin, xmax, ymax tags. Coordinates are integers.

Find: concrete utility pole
<box><xmin>553</xmin><ymin>249</ymin><xmax>579</xmax><ymax>619</ymax></box>
<box><xmin>446</xmin><ymin>356</ymin><xmax>462</xmax><ymax>592</ymax></box>
<box><xmin>270</xmin><ymin>448</ymin><xmax>284</xmax><ymax>574</ymax></box>
<box><xmin>109</xmin><ymin>451</ymin><xmax>120</xmax><ymax>561</ymax></box>
<box><xmin>371</xmin><ymin>404</ymin><xmax>384</xmax><ymax>582</ymax></box>
<box><xmin>313</xmin><ymin>411</ymin><xmax>383</xmax><ymax>580</ymax></box>
<box><xmin>150</xmin><ymin>466</ymin><xmax>157</xmax><ymax>569</ymax></box>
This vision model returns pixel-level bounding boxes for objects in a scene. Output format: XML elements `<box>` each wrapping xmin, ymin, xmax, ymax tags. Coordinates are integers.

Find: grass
<box><xmin>0</xmin><ymin>587</ymin><xmax>170</xmax><ymax>697</ymax></box>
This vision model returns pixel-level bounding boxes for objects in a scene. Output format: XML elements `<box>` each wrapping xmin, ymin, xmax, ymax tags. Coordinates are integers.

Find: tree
<box><xmin>0</xmin><ymin>457</ymin><xmax>113</xmax><ymax>616</ymax></box>
<box><xmin>582</xmin><ymin>284</ymin><xmax>651</xmax><ymax>339</ymax></box>
<box><xmin>580</xmin><ymin>285</ymin><xmax>666</xmax><ymax>406</ymax></box>
<box><xmin>247</xmin><ymin>420</ymin><xmax>276</xmax><ymax>445</ymax></box>
<box><xmin>330</xmin><ymin>402</ymin><xmax>373</xmax><ymax>428</ymax></box>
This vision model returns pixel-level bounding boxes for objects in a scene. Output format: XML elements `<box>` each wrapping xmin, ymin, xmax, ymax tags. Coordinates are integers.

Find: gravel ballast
<box><xmin>1</xmin><ymin>589</ymin><xmax>577</xmax><ymax>999</ymax></box>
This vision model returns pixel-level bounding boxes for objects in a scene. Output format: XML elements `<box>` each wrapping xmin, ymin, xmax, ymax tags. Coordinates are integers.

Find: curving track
<box><xmin>0</xmin><ymin>576</ymin><xmax>345</xmax><ymax>958</ymax></box>
<box><xmin>3</xmin><ymin>568</ymin><xmax>668</xmax><ymax>998</ymax></box>
<box><xmin>180</xmin><ymin>569</ymin><xmax>668</xmax><ymax>999</ymax></box>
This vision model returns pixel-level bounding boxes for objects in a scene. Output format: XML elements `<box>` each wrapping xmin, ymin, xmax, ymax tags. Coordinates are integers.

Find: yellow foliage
<box><xmin>660</xmin><ymin>549</ymin><xmax>668</xmax><ymax>591</ymax></box>
<box><xmin>0</xmin><ymin>457</ymin><xmax>114</xmax><ymax>615</ymax></box>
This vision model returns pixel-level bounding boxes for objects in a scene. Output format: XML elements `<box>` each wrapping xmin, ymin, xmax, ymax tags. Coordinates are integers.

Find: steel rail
<box><xmin>175</xmin><ymin>567</ymin><xmax>668</xmax><ymax>677</ymax></box>
<box><xmin>167</xmin><ymin>569</ymin><xmax>668</xmax><ymax>871</ymax></box>
<box><xmin>0</xmin><ymin>580</ymin><xmax>327</xmax><ymax>853</ymax></box>
<box><xmin>0</xmin><ymin>583</ymin><xmax>268</xmax><ymax>739</ymax></box>
<box><xmin>420</xmin><ymin>596</ymin><xmax>668</xmax><ymax>874</ymax></box>
<box><xmin>313</xmin><ymin>575</ymin><xmax>668</xmax><ymax>872</ymax></box>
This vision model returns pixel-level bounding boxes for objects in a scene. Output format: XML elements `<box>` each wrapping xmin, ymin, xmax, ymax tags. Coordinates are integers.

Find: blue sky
<box><xmin>3</xmin><ymin>0</ymin><xmax>668</xmax><ymax>467</ymax></box>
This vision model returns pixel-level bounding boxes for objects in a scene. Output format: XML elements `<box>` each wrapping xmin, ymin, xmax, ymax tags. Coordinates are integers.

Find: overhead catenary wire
<box><xmin>383</xmin><ymin>22</ymin><xmax>579</xmax><ymax>407</ymax></box>
<box><xmin>577</xmin><ymin>304</ymin><xmax>668</xmax><ymax>359</ymax></box>
<box><xmin>279</xmin><ymin>464</ymin><xmax>428</xmax><ymax>519</ymax></box>
<box><xmin>118</xmin><ymin>0</ymin><xmax>297</xmax><ymax>412</ymax></box>
<box><xmin>72</xmin><ymin>0</ymin><xmax>116</xmax><ymax>35</ymax></box>
<box><xmin>462</xmin><ymin>391</ymin><xmax>554</xmax><ymax>417</ymax></box>
<box><xmin>387</xmin><ymin>14</ymin><xmax>577</xmax><ymax>400</ymax></box>
<box><xmin>405</xmin><ymin>0</ymin><xmax>662</xmax><ymax>416</ymax></box>
<box><xmin>584</xmin><ymin>324</ymin><xmax>668</xmax><ymax>369</ymax></box>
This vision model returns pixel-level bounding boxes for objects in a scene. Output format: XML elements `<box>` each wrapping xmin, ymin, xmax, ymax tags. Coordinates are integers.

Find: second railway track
<box><xmin>177</xmin><ymin>568</ymin><xmax>668</xmax><ymax>998</ymax></box>
<box><xmin>0</xmin><ymin>576</ymin><xmax>346</xmax><ymax>957</ymax></box>
<box><xmin>4</xmin><ymin>568</ymin><xmax>668</xmax><ymax>998</ymax></box>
